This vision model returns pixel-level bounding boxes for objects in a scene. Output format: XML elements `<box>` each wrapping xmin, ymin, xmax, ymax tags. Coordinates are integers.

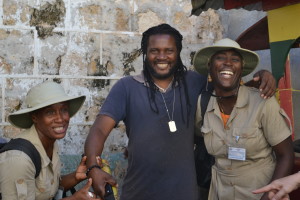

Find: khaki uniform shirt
<box><xmin>0</xmin><ymin>126</ymin><xmax>61</xmax><ymax>200</ymax></box>
<box><xmin>195</xmin><ymin>86</ymin><xmax>291</xmax><ymax>200</ymax></box>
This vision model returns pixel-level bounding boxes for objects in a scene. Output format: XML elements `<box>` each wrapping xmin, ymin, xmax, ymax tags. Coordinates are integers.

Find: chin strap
<box><xmin>206</xmin><ymin>85</ymin><xmax>240</xmax><ymax>99</ymax></box>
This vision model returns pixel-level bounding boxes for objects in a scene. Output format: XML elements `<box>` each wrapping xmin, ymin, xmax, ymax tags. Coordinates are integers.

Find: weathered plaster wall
<box><xmin>0</xmin><ymin>0</ymin><xmax>266</xmax><ymax>196</ymax></box>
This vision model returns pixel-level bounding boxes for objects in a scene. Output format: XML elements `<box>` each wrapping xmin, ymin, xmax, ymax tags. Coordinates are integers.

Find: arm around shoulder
<box><xmin>245</xmin><ymin>70</ymin><xmax>276</xmax><ymax>99</ymax></box>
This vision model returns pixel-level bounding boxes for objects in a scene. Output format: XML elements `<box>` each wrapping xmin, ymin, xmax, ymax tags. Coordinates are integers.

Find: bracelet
<box><xmin>86</xmin><ymin>165</ymin><xmax>102</xmax><ymax>176</ymax></box>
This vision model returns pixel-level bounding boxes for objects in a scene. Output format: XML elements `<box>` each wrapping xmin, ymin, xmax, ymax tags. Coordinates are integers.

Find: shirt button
<box><xmin>51</xmin><ymin>179</ymin><xmax>54</xmax><ymax>185</ymax></box>
<box><xmin>17</xmin><ymin>179</ymin><xmax>24</xmax><ymax>184</ymax></box>
<box><xmin>225</xmin><ymin>126</ymin><xmax>230</xmax><ymax>130</ymax></box>
<box><xmin>39</xmin><ymin>188</ymin><xmax>45</xmax><ymax>193</ymax></box>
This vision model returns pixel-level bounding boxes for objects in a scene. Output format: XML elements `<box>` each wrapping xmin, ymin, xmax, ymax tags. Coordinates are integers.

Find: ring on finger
<box><xmin>88</xmin><ymin>191</ymin><xmax>94</xmax><ymax>198</ymax></box>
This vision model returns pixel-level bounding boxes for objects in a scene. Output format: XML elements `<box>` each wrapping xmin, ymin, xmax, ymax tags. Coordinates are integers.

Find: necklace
<box><xmin>217</xmin><ymin>100</ymin><xmax>231</xmax><ymax>128</ymax></box>
<box><xmin>210</xmin><ymin>93</ymin><xmax>237</xmax><ymax>99</ymax></box>
<box><xmin>208</xmin><ymin>85</ymin><xmax>240</xmax><ymax>99</ymax></box>
<box><xmin>217</xmin><ymin>100</ymin><xmax>224</xmax><ymax>113</ymax></box>
<box><xmin>159</xmin><ymin>89</ymin><xmax>177</xmax><ymax>132</ymax></box>
<box><xmin>155</xmin><ymin>84</ymin><xmax>168</xmax><ymax>93</ymax></box>
<box><xmin>154</xmin><ymin>78</ymin><xmax>174</xmax><ymax>93</ymax></box>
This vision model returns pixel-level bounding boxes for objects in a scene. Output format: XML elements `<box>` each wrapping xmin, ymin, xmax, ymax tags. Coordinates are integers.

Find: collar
<box><xmin>206</xmin><ymin>85</ymin><xmax>249</xmax><ymax>112</ymax></box>
<box><xmin>133</xmin><ymin>72</ymin><xmax>147</xmax><ymax>85</ymax></box>
<box><xmin>18</xmin><ymin>125</ymin><xmax>60</xmax><ymax>168</ymax></box>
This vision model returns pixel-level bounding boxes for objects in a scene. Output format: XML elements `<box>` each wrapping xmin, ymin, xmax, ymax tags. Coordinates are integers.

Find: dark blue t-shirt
<box><xmin>100</xmin><ymin>71</ymin><xmax>206</xmax><ymax>200</ymax></box>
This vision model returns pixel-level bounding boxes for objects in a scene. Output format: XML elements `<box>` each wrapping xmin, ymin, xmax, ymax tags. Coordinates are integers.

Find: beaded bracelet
<box><xmin>86</xmin><ymin>165</ymin><xmax>102</xmax><ymax>176</ymax></box>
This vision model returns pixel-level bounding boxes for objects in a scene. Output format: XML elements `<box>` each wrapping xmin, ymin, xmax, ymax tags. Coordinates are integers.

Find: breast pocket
<box><xmin>232</xmin><ymin>128</ymin><xmax>259</xmax><ymax>152</ymax></box>
<box><xmin>35</xmin><ymin>178</ymin><xmax>52</xmax><ymax>199</ymax></box>
<box><xmin>202</xmin><ymin>127</ymin><xmax>227</xmax><ymax>156</ymax></box>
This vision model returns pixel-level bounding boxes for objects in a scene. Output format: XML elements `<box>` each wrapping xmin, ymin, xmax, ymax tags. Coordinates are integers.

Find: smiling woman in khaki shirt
<box><xmin>193</xmin><ymin>38</ymin><xmax>294</xmax><ymax>200</ymax></box>
<box><xmin>0</xmin><ymin>81</ymin><xmax>99</xmax><ymax>200</ymax></box>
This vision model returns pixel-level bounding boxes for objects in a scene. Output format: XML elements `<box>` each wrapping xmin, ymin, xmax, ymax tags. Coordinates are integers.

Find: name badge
<box><xmin>228</xmin><ymin>147</ymin><xmax>246</xmax><ymax>161</ymax></box>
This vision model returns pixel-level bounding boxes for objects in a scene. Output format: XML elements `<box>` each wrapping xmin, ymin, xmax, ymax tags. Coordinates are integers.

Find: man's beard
<box><xmin>144</xmin><ymin>59</ymin><xmax>178</xmax><ymax>80</ymax></box>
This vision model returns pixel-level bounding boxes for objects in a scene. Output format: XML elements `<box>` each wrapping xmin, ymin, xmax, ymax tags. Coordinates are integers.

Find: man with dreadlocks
<box><xmin>84</xmin><ymin>23</ymin><xmax>276</xmax><ymax>200</ymax></box>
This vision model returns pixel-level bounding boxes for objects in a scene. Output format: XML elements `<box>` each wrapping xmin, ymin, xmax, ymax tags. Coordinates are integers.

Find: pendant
<box><xmin>168</xmin><ymin>121</ymin><xmax>177</xmax><ymax>132</ymax></box>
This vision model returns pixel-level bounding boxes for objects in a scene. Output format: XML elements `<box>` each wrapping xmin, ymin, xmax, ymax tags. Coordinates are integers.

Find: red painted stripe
<box><xmin>278</xmin><ymin>58</ymin><xmax>294</xmax><ymax>139</ymax></box>
<box><xmin>262</xmin><ymin>0</ymin><xmax>300</xmax><ymax>11</ymax></box>
<box><xmin>224</xmin><ymin>0</ymin><xmax>261</xmax><ymax>10</ymax></box>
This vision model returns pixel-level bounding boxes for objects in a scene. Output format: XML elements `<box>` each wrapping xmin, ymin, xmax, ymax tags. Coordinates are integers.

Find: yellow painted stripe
<box><xmin>268</xmin><ymin>3</ymin><xmax>300</xmax><ymax>42</ymax></box>
<box><xmin>277</xmin><ymin>88</ymin><xmax>300</xmax><ymax>92</ymax></box>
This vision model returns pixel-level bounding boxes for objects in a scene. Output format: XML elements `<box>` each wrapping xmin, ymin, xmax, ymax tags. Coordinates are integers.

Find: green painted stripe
<box><xmin>270</xmin><ymin>39</ymin><xmax>295</xmax><ymax>84</ymax></box>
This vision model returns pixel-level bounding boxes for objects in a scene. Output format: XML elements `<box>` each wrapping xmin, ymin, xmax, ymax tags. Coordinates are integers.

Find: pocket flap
<box><xmin>201</xmin><ymin>127</ymin><xmax>212</xmax><ymax>135</ymax></box>
<box><xmin>233</xmin><ymin>128</ymin><xmax>257</xmax><ymax>138</ymax></box>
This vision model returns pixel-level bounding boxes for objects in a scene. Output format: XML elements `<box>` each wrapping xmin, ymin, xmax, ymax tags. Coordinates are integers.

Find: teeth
<box><xmin>157</xmin><ymin>64</ymin><xmax>168</xmax><ymax>68</ymax></box>
<box><xmin>54</xmin><ymin>127</ymin><xmax>64</xmax><ymax>131</ymax></box>
<box><xmin>220</xmin><ymin>71</ymin><xmax>233</xmax><ymax>75</ymax></box>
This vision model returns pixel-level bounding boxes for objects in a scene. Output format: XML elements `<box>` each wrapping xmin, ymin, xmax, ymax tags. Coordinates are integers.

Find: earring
<box><xmin>240</xmin><ymin>79</ymin><xmax>244</xmax><ymax>85</ymax></box>
<box><xmin>208</xmin><ymin>73</ymin><xmax>212</xmax><ymax>82</ymax></box>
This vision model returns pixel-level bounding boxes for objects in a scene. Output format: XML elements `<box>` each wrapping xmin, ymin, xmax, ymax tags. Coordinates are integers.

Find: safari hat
<box><xmin>193</xmin><ymin>38</ymin><xmax>259</xmax><ymax>77</ymax></box>
<box><xmin>8</xmin><ymin>81</ymin><xmax>86</xmax><ymax>129</ymax></box>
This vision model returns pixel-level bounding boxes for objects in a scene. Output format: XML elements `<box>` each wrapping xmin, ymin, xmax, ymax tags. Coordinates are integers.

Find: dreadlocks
<box><xmin>141</xmin><ymin>23</ymin><xmax>191</xmax><ymax>126</ymax></box>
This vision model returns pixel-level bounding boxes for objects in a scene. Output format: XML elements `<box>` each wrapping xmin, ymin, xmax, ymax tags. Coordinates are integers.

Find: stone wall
<box><xmin>0</xmin><ymin>0</ymin><xmax>266</xmax><ymax>196</ymax></box>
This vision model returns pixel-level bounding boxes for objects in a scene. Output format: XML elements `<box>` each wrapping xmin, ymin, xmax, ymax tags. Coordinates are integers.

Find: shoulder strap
<box><xmin>0</xmin><ymin>138</ymin><xmax>41</xmax><ymax>178</ymax></box>
<box><xmin>194</xmin><ymin>92</ymin><xmax>211</xmax><ymax>145</ymax></box>
<box><xmin>0</xmin><ymin>143</ymin><xmax>6</xmax><ymax>150</ymax></box>
<box><xmin>200</xmin><ymin>92</ymin><xmax>211</xmax><ymax>124</ymax></box>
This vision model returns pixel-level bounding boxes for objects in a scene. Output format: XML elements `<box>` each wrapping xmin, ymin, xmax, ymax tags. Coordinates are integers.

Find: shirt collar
<box><xmin>20</xmin><ymin>125</ymin><xmax>60</xmax><ymax>168</ymax></box>
<box><xmin>133</xmin><ymin>72</ymin><xmax>146</xmax><ymax>85</ymax></box>
<box><xmin>133</xmin><ymin>71</ymin><xmax>178</xmax><ymax>92</ymax></box>
<box><xmin>235</xmin><ymin>85</ymin><xmax>249</xmax><ymax>108</ymax></box>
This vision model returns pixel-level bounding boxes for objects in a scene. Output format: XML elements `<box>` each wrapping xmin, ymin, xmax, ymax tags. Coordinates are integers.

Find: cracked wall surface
<box><xmin>0</xmin><ymin>0</ymin><xmax>266</xmax><ymax>197</ymax></box>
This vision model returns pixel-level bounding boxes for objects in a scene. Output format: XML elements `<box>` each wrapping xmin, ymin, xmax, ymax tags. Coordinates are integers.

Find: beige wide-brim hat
<box><xmin>8</xmin><ymin>81</ymin><xmax>86</xmax><ymax>129</ymax></box>
<box><xmin>193</xmin><ymin>38</ymin><xmax>259</xmax><ymax>77</ymax></box>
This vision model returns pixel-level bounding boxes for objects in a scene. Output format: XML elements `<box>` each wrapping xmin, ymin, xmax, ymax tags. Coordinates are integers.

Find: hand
<box><xmin>254</xmin><ymin>70</ymin><xmax>276</xmax><ymax>99</ymax></box>
<box><xmin>67</xmin><ymin>178</ymin><xmax>101</xmax><ymax>200</ymax></box>
<box><xmin>245</xmin><ymin>70</ymin><xmax>276</xmax><ymax>99</ymax></box>
<box><xmin>260</xmin><ymin>192</ymin><xmax>275</xmax><ymax>200</ymax></box>
<box><xmin>88</xmin><ymin>164</ymin><xmax>117</xmax><ymax>199</ymax></box>
<box><xmin>75</xmin><ymin>156</ymin><xmax>102</xmax><ymax>182</ymax></box>
<box><xmin>256</xmin><ymin>186</ymin><xmax>290</xmax><ymax>200</ymax></box>
<box><xmin>253</xmin><ymin>173</ymin><xmax>300</xmax><ymax>200</ymax></box>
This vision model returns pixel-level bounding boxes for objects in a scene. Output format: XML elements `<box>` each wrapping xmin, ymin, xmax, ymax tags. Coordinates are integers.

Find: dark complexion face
<box><xmin>209</xmin><ymin>49</ymin><xmax>243</xmax><ymax>94</ymax></box>
<box><xmin>31</xmin><ymin>102</ymin><xmax>70</xmax><ymax>142</ymax></box>
<box><xmin>145</xmin><ymin>34</ymin><xmax>179</xmax><ymax>80</ymax></box>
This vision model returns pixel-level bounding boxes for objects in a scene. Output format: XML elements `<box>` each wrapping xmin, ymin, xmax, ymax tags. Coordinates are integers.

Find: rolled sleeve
<box><xmin>262</xmin><ymin>96</ymin><xmax>292</xmax><ymax>146</ymax></box>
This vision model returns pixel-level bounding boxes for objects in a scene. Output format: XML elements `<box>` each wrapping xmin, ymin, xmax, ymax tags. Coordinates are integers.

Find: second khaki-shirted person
<box><xmin>193</xmin><ymin>38</ymin><xmax>294</xmax><ymax>200</ymax></box>
<box><xmin>195</xmin><ymin>86</ymin><xmax>292</xmax><ymax>199</ymax></box>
